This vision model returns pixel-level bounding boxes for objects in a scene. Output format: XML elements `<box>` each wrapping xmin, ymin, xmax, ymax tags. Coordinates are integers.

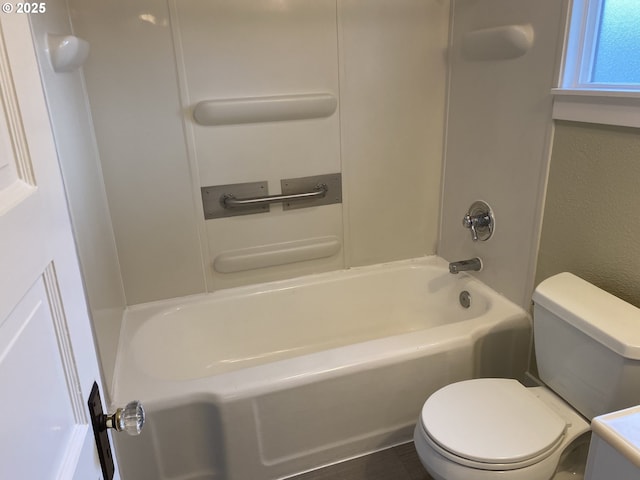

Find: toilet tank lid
<box><xmin>533</xmin><ymin>272</ymin><xmax>640</xmax><ymax>360</ymax></box>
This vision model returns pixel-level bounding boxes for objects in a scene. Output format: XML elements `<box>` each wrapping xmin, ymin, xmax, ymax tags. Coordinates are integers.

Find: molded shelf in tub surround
<box><xmin>213</xmin><ymin>236</ymin><xmax>341</xmax><ymax>273</ymax></box>
<box><xmin>47</xmin><ymin>34</ymin><xmax>90</xmax><ymax>72</ymax></box>
<box><xmin>192</xmin><ymin>92</ymin><xmax>338</xmax><ymax>126</ymax></box>
<box><xmin>461</xmin><ymin>24</ymin><xmax>534</xmax><ymax>61</ymax></box>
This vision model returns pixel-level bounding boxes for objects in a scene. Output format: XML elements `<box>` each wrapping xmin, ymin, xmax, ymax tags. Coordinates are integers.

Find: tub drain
<box><xmin>459</xmin><ymin>291</ymin><xmax>471</xmax><ymax>308</ymax></box>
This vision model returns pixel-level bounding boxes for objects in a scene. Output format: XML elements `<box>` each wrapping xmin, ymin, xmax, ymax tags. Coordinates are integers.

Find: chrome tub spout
<box><xmin>449</xmin><ymin>258</ymin><xmax>482</xmax><ymax>274</ymax></box>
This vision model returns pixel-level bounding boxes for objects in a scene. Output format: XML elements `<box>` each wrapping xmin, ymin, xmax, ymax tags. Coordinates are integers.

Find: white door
<box><xmin>0</xmin><ymin>12</ymin><xmax>117</xmax><ymax>480</ymax></box>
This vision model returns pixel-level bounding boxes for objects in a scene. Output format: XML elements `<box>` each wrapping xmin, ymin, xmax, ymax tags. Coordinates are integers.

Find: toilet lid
<box><xmin>421</xmin><ymin>379</ymin><xmax>566</xmax><ymax>465</ymax></box>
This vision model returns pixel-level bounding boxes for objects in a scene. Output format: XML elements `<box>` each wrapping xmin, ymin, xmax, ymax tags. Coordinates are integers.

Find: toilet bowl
<box><xmin>413</xmin><ymin>379</ymin><xmax>589</xmax><ymax>480</ymax></box>
<box><xmin>414</xmin><ymin>273</ymin><xmax>640</xmax><ymax>480</ymax></box>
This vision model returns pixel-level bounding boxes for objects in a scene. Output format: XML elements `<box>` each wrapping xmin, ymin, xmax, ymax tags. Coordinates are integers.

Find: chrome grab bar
<box><xmin>222</xmin><ymin>183</ymin><xmax>328</xmax><ymax>209</ymax></box>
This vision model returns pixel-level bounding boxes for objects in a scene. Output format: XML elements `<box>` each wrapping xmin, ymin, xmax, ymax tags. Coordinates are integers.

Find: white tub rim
<box><xmin>111</xmin><ymin>255</ymin><xmax>530</xmax><ymax>406</ymax></box>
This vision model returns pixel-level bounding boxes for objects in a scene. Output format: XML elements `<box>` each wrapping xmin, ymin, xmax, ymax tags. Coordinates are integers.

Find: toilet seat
<box><xmin>420</xmin><ymin>379</ymin><xmax>567</xmax><ymax>470</ymax></box>
<box><xmin>420</xmin><ymin>421</ymin><xmax>565</xmax><ymax>471</ymax></box>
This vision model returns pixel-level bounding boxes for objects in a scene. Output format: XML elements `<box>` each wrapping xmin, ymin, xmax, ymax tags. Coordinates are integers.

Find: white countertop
<box><xmin>592</xmin><ymin>405</ymin><xmax>640</xmax><ymax>469</ymax></box>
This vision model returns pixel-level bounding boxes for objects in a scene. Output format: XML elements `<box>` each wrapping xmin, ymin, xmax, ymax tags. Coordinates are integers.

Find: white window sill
<box><xmin>552</xmin><ymin>88</ymin><xmax>640</xmax><ymax>129</ymax></box>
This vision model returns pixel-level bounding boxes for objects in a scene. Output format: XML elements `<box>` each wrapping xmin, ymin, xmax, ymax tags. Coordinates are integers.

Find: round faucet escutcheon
<box><xmin>462</xmin><ymin>201</ymin><xmax>494</xmax><ymax>241</ymax></box>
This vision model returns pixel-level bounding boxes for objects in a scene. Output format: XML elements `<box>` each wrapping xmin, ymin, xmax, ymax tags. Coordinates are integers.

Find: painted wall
<box><xmin>438</xmin><ymin>0</ymin><xmax>568</xmax><ymax>307</ymax></box>
<box><xmin>68</xmin><ymin>0</ymin><xmax>449</xmax><ymax>304</ymax></box>
<box><xmin>536</xmin><ymin>121</ymin><xmax>640</xmax><ymax>308</ymax></box>
<box><xmin>29</xmin><ymin>0</ymin><xmax>126</xmax><ymax>398</ymax></box>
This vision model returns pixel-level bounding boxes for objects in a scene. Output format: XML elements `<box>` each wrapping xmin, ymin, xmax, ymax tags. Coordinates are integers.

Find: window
<box><xmin>591</xmin><ymin>0</ymin><xmax>640</xmax><ymax>84</ymax></box>
<box><xmin>553</xmin><ymin>0</ymin><xmax>640</xmax><ymax>128</ymax></box>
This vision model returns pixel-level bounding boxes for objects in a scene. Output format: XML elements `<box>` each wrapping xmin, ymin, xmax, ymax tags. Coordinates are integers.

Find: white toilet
<box><xmin>414</xmin><ymin>272</ymin><xmax>640</xmax><ymax>480</ymax></box>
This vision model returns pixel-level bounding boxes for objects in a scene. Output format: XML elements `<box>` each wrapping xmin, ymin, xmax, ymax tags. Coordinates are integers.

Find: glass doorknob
<box><xmin>104</xmin><ymin>400</ymin><xmax>145</xmax><ymax>436</ymax></box>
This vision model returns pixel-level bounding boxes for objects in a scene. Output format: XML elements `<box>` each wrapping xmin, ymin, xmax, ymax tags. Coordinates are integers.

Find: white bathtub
<box><xmin>112</xmin><ymin>256</ymin><xmax>531</xmax><ymax>480</ymax></box>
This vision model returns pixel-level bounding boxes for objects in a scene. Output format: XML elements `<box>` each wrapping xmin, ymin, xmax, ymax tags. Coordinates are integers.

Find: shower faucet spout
<box><xmin>449</xmin><ymin>258</ymin><xmax>482</xmax><ymax>274</ymax></box>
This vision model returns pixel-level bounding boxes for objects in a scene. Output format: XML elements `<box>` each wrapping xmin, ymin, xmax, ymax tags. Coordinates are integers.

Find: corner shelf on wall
<box><xmin>192</xmin><ymin>92</ymin><xmax>338</xmax><ymax>126</ymax></box>
<box><xmin>461</xmin><ymin>24</ymin><xmax>534</xmax><ymax>61</ymax></box>
<box><xmin>47</xmin><ymin>34</ymin><xmax>90</xmax><ymax>72</ymax></box>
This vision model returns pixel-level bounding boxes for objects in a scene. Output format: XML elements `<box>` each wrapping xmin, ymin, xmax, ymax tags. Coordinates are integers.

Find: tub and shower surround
<box><xmin>71</xmin><ymin>0</ymin><xmax>448</xmax><ymax>306</ymax></box>
<box><xmin>45</xmin><ymin>0</ymin><xmax>568</xmax><ymax>420</ymax></box>
<box><xmin>113</xmin><ymin>257</ymin><xmax>530</xmax><ymax>480</ymax></box>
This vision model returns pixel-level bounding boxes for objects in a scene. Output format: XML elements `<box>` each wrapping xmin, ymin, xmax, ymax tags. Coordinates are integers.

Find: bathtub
<box><xmin>112</xmin><ymin>256</ymin><xmax>531</xmax><ymax>480</ymax></box>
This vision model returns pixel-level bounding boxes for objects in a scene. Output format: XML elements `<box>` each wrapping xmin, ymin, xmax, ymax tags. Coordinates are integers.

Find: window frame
<box><xmin>552</xmin><ymin>0</ymin><xmax>640</xmax><ymax>128</ymax></box>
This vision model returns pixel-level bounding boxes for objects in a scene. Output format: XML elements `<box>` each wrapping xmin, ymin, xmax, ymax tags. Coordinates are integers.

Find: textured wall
<box><xmin>536</xmin><ymin>121</ymin><xmax>640</xmax><ymax>307</ymax></box>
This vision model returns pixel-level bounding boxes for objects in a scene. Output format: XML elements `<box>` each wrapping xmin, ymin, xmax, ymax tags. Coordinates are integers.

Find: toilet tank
<box><xmin>533</xmin><ymin>272</ymin><xmax>640</xmax><ymax>420</ymax></box>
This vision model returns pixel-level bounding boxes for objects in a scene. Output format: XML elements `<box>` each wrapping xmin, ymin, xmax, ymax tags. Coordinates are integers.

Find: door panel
<box><xmin>0</xmin><ymin>12</ymin><xmax>114</xmax><ymax>480</ymax></box>
<box><xmin>0</xmin><ymin>275</ymin><xmax>86</xmax><ymax>478</ymax></box>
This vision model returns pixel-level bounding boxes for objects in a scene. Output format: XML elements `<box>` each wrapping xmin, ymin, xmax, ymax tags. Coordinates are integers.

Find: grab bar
<box><xmin>222</xmin><ymin>184</ymin><xmax>328</xmax><ymax>209</ymax></box>
<box><xmin>201</xmin><ymin>173</ymin><xmax>341</xmax><ymax>219</ymax></box>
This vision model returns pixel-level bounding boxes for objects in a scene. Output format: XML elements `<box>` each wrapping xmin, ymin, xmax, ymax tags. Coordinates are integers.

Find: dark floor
<box><xmin>288</xmin><ymin>443</ymin><xmax>434</xmax><ymax>480</ymax></box>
